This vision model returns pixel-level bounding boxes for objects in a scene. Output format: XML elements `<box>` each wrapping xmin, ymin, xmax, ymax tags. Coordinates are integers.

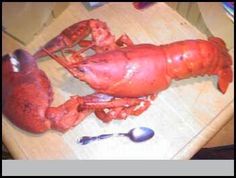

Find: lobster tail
<box><xmin>164</xmin><ymin>37</ymin><xmax>233</xmax><ymax>94</ymax></box>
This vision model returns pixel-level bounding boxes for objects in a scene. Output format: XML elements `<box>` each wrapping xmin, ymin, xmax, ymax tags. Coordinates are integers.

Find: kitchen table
<box><xmin>2</xmin><ymin>2</ymin><xmax>234</xmax><ymax>160</ymax></box>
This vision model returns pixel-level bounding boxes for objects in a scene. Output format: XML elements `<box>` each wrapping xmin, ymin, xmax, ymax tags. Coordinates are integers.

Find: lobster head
<box><xmin>76</xmin><ymin>50</ymin><xmax>128</xmax><ymax>93</ymax></box>
<box><xmin>74</xmin><ymin>44</ymin><xmax>171</xmax><ymax>97</ymax></box>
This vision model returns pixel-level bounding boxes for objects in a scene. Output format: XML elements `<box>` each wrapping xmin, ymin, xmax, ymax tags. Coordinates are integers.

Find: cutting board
<box><xmin>2</xmin><ymin>2</ymin><xmax>234</xmax><ymax>160</ymax></box>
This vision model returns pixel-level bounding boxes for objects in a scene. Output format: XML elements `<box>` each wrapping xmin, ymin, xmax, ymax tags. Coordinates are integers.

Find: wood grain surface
<box><xmin>2</xmin><ymin>2</ymin><xmax>234</xmax><ymax>160</ymax></box>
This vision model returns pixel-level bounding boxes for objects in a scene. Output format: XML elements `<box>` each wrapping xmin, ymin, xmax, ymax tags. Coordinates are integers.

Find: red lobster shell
<box><xmin>2</xmin><ymin>50</ymin><xmax>91</xmax><ymax>133</ymax></box>
<box><xmin>2</xmin><ymin>19</ymin><xmax>233</xmax><ymax>134</ymax></box>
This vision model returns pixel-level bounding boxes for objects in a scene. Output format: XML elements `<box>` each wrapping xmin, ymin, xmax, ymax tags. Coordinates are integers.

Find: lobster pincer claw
<box><xmin>2</xmin><ymin>49</ymin><xmax>54</xmax><ymax>133</ymax></box>
<box><xmin>33</xmin><ymin>19</ymin><xmax>119</xmax><ymax>59</ymax></box>
<box><xmin>2</xmin><ymin>49</ymin><xmax>93</xmax><ymax>133</ymax></box>
<box><xmin>33</xmin><ymin>19</ymin><xmax>92</xmax><ymax>59</ymax></box>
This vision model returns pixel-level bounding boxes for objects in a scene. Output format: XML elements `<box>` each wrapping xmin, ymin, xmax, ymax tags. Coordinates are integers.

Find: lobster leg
<box><xmin>80</xmin><ymin>94</ymin><xmax>144</xmax><ymax>109</ymax></box>
<box><xmin>95</xmin><ymin>107</ymin><xmax>124</xmax><ymax>122</ymax></box>
<box><xmin>115</xmin><ymin>95</ymin><xmax>155</xmax><ymax>118</ymax></box>
<box><xmin>46</xmin><ymin>93</ymin><xmax>148</xmax><ymax>124</ymax></box>
<box><xmin>94</xmin><ymin>99</ymin><xmax>151</xmax><ymax>122</ymax></box>
<box><xmin>113</xmin><ymin>94</ymin><xmax>157</xmax><ymax>119</ymax></box>
<box><xmin>34</xmin><ymin>19</ymin><xmax>119</xmax><ymax>59</ymax></box>
<box><xmin>80</xmin><ymin>93</ymin><xmax>153</xmax><ymax>122</ymax></box>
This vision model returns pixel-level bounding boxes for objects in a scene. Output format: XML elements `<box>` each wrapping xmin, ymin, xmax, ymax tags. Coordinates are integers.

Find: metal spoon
<box><xmin>77</xmin><ymin>127</ymin><xmax>155</xmax><ymax>145</ymax></box>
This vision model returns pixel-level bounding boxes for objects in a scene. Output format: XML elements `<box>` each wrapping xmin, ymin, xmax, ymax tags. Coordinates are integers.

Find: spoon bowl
<box><xmin>127</xmin><ymin>127</ymin><xmax>155</xmax><ymax>142</ymax></box>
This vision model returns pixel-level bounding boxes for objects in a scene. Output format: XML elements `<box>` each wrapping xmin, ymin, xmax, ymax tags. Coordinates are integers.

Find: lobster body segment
<box><xmin>77</xmin><ymin>44</ymin><xmax>172</xmax><ymax>97</ymax></box>
<box><xmin>2</xmin><ymin>19</ymin><xmax>233</xmax><ymax>134</ymax></box>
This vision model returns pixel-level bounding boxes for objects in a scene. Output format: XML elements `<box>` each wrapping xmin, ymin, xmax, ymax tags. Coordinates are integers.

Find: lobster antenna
<box><xmin>42</xmin><ymin>47</ymin><xmax>69</xmax><ymax>68</ymax></box>
<box><xmin>41</xmin><ymin>47</ymin><xmax>58</xmax><ymax>59</ymax></box>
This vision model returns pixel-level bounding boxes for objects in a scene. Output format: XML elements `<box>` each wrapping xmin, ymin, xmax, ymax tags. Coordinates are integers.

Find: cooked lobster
<box><xmin>2</xmin><ymin>19</ymin><xmax>233</xmax><ymax>134</ymax></box>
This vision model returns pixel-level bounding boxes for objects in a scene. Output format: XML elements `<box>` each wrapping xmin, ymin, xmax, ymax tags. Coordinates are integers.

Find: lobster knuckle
<box><xmin>45</xmin><ymin>97</ymin><xmax>82</xmax><ymax>132</ymax></box>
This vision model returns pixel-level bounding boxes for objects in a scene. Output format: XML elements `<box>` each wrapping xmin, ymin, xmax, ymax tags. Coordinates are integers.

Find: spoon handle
<box><xmin>78</xmin><ymin>134</ymin><xmax>114</xmax><ymax>145</ymax></box>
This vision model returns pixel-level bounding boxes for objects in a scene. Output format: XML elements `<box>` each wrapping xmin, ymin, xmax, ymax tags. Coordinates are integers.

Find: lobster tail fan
<box><xmin>208</xmin><ymin>37</ymin><xmax>233</xmax><ymax>94</ymax></box>
<box><xmin>208</xmin><ymin>36</ymin><xmax>227</xmax><ymax>49</ymax></box>
<box><xmin>217</xmin><ymin>68</ymin><xmax>233</xmax><ymax>94</ymax></box>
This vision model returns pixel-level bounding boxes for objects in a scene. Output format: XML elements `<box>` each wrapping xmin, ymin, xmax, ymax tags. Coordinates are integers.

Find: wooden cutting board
<box><xmin>2</xmin><ymin>2</ymin><xmax>234</xmax><ymax>160</ymax></box>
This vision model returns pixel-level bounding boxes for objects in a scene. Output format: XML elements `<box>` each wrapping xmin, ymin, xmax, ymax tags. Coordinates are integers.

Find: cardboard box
<box><xmin>2</xmin><ymin>2</ymin><xmax>69</xmax><ymax>45</ymax></box>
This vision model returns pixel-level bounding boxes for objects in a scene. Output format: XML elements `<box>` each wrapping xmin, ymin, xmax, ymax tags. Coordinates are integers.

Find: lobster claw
<box><xmin>33</xmin><ymin>19</ymin><xmax>93</xmax><ymax>59</ymax></box>
<box><xmin>2</xmin><ymin>49</ymin><xmax>54</xmax><ymax>133</ymax></box>
<box><xmin>33</xmin><ymin>19</ymin><xmax>118</xmax><ymax>59</ymax></box>
<box><xmin>2</xmin><ymin>49</ymin><xmax>93</xmax><ymax>133</ymax></box>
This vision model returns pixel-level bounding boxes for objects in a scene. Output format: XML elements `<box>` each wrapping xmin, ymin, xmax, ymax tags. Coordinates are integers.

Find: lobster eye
<box><xmin>77</xmin><ymin>66</ymin><xmax>86</xmax><ymax>73</ymax></box>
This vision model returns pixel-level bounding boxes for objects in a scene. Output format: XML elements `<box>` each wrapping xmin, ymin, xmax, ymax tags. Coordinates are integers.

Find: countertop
<box><xmin>2</xmin><ymin>2</ymin><xmax>234</xmax><ymax>160</ymax></box>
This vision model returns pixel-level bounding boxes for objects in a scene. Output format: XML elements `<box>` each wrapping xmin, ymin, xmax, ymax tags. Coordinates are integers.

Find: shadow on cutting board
<box><xmin>191</xmin><ymin>144</ymin><xmax>234</xmax><ymax>160</ymax></box>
